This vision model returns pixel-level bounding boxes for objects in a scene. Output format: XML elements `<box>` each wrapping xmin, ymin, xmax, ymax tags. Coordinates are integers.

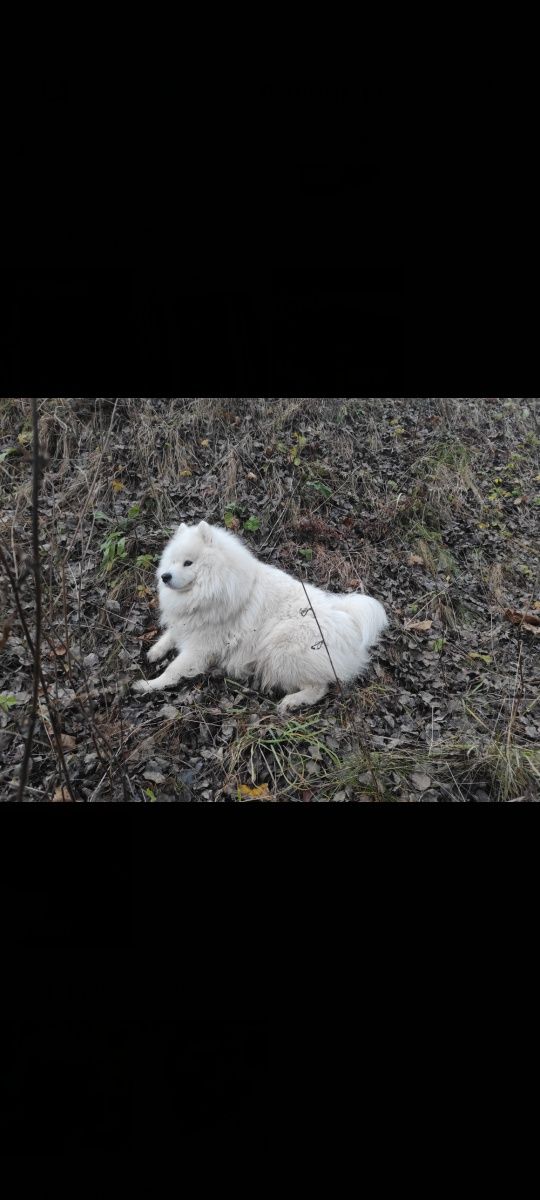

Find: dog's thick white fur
<box><xmin>133</xmin><ymin>521</ymin><xmax>388</xmax><ymax>712</ymax></box>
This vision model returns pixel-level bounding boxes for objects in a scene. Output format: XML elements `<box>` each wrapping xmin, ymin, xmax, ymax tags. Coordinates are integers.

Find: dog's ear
<box><xmin>198</xmin><ymin>521</ymin><xmax>213</xmax><ymax>544</ymax></box>
<box><xmin>177</xmin><ymin>522</ymin><xmax>187</xmax><ymax>533</ymax></box>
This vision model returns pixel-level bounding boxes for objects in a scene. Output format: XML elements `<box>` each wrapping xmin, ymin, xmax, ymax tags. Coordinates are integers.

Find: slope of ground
<box><xmin>0</xmin><ymin>397</ymin><xmax>538</xmax><ymax>801</ymax></box>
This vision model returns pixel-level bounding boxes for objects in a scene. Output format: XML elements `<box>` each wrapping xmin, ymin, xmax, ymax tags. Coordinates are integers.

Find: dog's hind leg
<box><xmin>277</xmin><ymin>684</ymin><xmax>328</xmax><ymax>714</ymax></box>
<box><xmin>147</xmin><ymin>629</ymin><xmax>176</xmax><ymax>663</ymax></box>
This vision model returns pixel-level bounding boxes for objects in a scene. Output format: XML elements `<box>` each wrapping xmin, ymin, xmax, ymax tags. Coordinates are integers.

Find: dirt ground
<box><xmin>1</xmin><ymin>397</ymin><xmax>539</xmax><ymax>801</ymax></box>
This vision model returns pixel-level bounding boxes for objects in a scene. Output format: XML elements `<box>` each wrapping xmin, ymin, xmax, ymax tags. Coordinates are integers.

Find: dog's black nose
<box><xmin>161</xmin><ymin>572</ymin><xmax>172</xmax><ymax>583</ymax></box>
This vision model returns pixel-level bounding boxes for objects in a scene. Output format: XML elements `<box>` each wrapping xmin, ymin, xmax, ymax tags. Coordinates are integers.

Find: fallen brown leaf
<box><xmin>504</xmin><ymin>608</ymin><xmax>540</xmax><ymax>627</ymax></box>
<box><xmin>52</xmin><ymin>786</ymin><xmax>73</xmax><ymax>802</ymax></box>
<box><xmin>0</xmin><ymin>617</ymin><xmax>13</xmax><ymax>650</ymax></box>
<box><xmin>404</xmin><ymin>618</ymin><xmax>433</xmax><ymax>632</ymax></box>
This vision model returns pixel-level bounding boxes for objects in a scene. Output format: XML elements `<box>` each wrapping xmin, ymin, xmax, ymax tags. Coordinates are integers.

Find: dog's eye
<box><xmin>183</xmin><ymin>560</ymin><xmax>193</xmax><ymax>567</ymax></box>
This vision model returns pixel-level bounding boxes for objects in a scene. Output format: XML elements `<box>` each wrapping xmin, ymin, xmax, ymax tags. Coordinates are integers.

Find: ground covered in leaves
<box><xmin>1</xmin><ymin>397</ymin><xmax>539</xmax><ymax>801</ymax></box>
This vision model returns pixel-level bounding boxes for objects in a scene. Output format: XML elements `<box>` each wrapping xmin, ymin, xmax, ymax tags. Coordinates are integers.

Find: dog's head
<box><xmin>157</xmin><ymin>520</ymin><xmax>256</xmax><ymax>609</ymax></box>
<box><xmin>158</xmin><ymin>521</ymin><xmax>214</xmax><ymax>593</ymax></box>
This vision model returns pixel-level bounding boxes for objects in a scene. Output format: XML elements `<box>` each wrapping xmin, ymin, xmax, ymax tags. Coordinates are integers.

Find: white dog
<box><xmin>133</xmin><ymin>521</ymin><xmax>388</xmax><ymax>712</ymax></box>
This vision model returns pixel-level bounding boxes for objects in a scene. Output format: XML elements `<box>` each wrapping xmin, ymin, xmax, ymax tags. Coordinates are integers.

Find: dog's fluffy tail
<box><xmin>336</xmin><ymin>594</ymin><xmax>389</xmax><ymax>647</ymax></box>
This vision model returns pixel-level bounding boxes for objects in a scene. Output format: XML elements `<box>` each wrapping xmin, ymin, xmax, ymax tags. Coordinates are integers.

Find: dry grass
<box><xmin>326</xmin><ymin>739</ymin><xmax>540</xmax><ymax>803</ymax></box>
<box><xmin>1</xmin><ymin>396</ymin><xmax>539</xmax><ymax>802</ymax></box>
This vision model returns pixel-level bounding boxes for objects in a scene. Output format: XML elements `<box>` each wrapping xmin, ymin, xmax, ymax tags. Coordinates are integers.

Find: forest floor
<box><xmin>1</xmin><ymin>397</ymin><xmax>539</xmax><ymax>801</ymax></box>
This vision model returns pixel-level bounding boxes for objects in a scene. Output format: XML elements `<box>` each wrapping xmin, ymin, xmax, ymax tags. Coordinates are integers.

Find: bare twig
<box><xmin>298</xmin><ymin>580</ymin><xmax>383</xmax><ymax>799</ymax></box>
<box><xmin>59</xmin><ymin>559</ymin><xmax>111</xmax><ymax>767</ymax></box>
<box><xmin>506</xmin><ymin>565</ymin><xmax>540</xmax><ymax>750</ymax></box>
<box><xmin>298</xmin><ymin>579</ymin><xmax>342</xmax><ymax>693</ymax></box>
<box><xmin>60</xmin><ymin>398</ymin><xmax>120</xmax><ymax>567</ymax></box>
<box><xmin>0</xmin><ymin>543</ymin><xmax>77</xmax><ymax>803</ymax></box>
<box><xmin>17</xmin><ymin>400</ymin><xmax>42</xmax><ymax>802</ymax></box>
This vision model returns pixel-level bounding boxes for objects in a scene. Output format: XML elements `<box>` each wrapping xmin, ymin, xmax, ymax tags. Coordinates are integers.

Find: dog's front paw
<box><xmin>146</xmin><ymin>644</ymin><xmax>161</xmax><ymax>663</ymax></box>
<box><xmin>132</xmin><ymin>678</ymin><xmax>152</xmax><ymax>694</ymax></box>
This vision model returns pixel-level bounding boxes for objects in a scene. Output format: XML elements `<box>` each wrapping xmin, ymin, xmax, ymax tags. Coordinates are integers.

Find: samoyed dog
<box><xmin>133</xmin><ymin>521</ymin><xmax>388</xmax><ymax>712</ymax></box>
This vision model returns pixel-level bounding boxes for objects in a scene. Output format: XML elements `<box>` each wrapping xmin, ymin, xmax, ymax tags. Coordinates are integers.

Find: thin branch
<box><xmin>298</xmin><ymin>579</ymin><xmax>342</xmax><ymax>693</ymax></box>
<box><xmin>60</xmin><ymin>398</ymin><xmax>120</xmax><ymax>568</ymax></box>
<box><xmin>0</xmin><ymin>541</ymin><xmax>78</xmax><ymax>803</ymax></box>
<box><xmin>17</xmin><ymin>400</ymin><xmax>42</xmax><ymax>802</ymax></box>
<box><xmin>298</xmin><ymin>580</ymin><xmax>385</xmax><ymax>800</ymax></box>
<box><xmin>506</xmin><ymin>564</ymin><xmax>540</xmax><ymax>751</ymax></box>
